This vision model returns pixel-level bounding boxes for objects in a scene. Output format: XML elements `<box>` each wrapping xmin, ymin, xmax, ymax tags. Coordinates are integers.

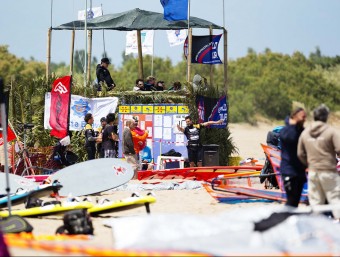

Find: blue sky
<box><xmin>1</xmin><ymin>0</ymin><xmax>339</xmax><ymax>67</ymax></box>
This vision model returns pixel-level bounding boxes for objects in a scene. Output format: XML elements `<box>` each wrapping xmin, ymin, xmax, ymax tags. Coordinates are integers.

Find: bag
<box><xmin>161</xmin><ymin>149</ymin><xmax>182</xmax><ymax>157</ymax></box>
<box><xmin>0</xmin><ymin>215</ymin><xmax>34</xmax><ymax>233</ymax></box>
<box><xmin>56</xmin><ymin>209</ymin><xmax>94</xmax><ymax>235</ymax></box>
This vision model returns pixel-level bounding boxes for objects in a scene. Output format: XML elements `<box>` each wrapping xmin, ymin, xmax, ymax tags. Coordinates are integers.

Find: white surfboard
<box><xmin>0</xmin><ymin>173</ymin><xmax>38</xmax><ymax>195</ymax></box>
<box><xmin>50</xmin><ymin>158</ymin><xmax>134</xmax><ymax>197</ymax></box>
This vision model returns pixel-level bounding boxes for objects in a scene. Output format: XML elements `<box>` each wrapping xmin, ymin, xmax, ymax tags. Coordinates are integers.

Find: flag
<box><xmin>125</xmin><ymin>30</ymin><xmax>154</xmax><ymax>56</ymax></box>
<box><xmin>49</xmin><ymin>76</ymin><xmax>72</xmax><ymax>139</ymax></box>
<box><xmin>160</xmin><ymin>0</ymin><xmax>188</xmax><ymax>21</ymax></box>
<box><xmin>0</xmin><ymin>125</ymin><xmax>16</xmax><ymax>146</ymax></box>
<box><xmin>196</xmin><ymin>95</ymin><xmax>227</xmax><ymax>128</ymax></box>
<box><xmin>166</xmin><ymin>30</ymin><xmax>187</xmax><ymax>47</ymax></box>
<box><xmin>78</xmin><ymin>6</ymin><xmax>102</xmax><ymax>20</ymax></box>
<box><xmin>184</xmin><ymin>34</ymin><xmax>223</xmax><ymax>64</ymax></box>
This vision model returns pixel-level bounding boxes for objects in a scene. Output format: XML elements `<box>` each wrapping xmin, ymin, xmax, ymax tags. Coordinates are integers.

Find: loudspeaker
<box><xmin>203</xmin><ymin>151</ymin><xmax>219</xmax><ymax>166</ymax></box>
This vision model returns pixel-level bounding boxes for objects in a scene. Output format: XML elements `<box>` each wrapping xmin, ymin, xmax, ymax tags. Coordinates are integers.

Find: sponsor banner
<box><xmin>45</xmin><ymin>93</ymin><xmax>118</xmax><ymax>131</ymax></box>
<box><xmin>196</xmin><ymin>95</ymin><xmax>227</xmax><ymax>128</ymax></box>
<box><xmin>125</xmin><ymin>30</ymin><xmax>154</xmax><ymax>56</ymax></box>
<box><xmin>184</xmin><ymin>34</ymin><xmax>223</xmax><ymax>64</ymax></box>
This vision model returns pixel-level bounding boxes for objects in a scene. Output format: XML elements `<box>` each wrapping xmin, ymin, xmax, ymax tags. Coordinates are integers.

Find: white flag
<box><xmin>78</xmin><ymin>6</ymin><xmax>102</xmax><ymax>20</ymax></box>
<box><xmin>166</xmin><ymin>30</ymin><xmax>187</xmax><ymax>47</ymax></box>
<box><xmin>125</xmin><ymin>30</ymin><xmax>154</xmax><ymax>56</ymax></box>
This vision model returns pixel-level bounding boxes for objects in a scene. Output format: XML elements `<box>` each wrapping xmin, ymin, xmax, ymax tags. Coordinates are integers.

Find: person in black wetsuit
<box><xmin>177</xmin><ymin>115</ymin><xmax>223</xmax><ymax>167</ymax></box>
<box><xmin>84</xmin><ymin>113</ymin><xmax>99</xmax><ymax>160</ymax></box>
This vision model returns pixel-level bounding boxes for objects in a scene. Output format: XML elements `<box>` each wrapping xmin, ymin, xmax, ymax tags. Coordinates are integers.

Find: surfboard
<box><xmin>0</xmin><ymin>173</ymin><xmax>38</xmax><ymax>196</ymax></box>
<box><xmin>0</xmin><ymin>183</ymin><xmax>62</xmax><ymax>208</ymax></box>
<box><xmin>0</xmin><ymin>202</ymin><xmax>93</xmax><ymax>218</ymax></box>
<box><xmin>88</xmin><ymin>194</ymin><xmax>156</xmax><ymax>216</ymax></box>
<box><xmin>49</xmin><ymin>158</ymin><xmax>134</xmax><ymax>197</ymax></box>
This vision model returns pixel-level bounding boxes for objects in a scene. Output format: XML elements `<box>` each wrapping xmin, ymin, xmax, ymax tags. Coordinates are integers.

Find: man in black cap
<box><xmin>96</xmin><ymin>57</ymin><xmax>116</xmax><ymax>91</ymax></box>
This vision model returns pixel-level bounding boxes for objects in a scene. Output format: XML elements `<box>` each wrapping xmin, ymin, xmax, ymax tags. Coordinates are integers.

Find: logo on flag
<box><xmin>0</xmin><ymin>125</ymin><xmax>16</xmax><ymax>146</ymax></box>
<box><xmin>184</xmin><ymin>34</ymin><xmax>223</xmax><ymax>64</ymax></box>
<box><xmin>166</xmin><ymin>30</ymin><xmax>187</xmax><ymax>47</ymax></box>
<box><xmin>78</xmin><ymin>6</ymin><xmax>102</xmax><ymax>20</ymax></box>
<box><xmin>160</xmin><ymin>0</ymin><xmax>188</xmax><ymax>21</ymax></box>
<box><xmin>125</xmin><ymin>30</ymin><xmax>154</xmax><ymax>56</ymax></box>
<box><xmin>54</xmin><ymin>82</ymin><xmax>69</xmax><ymax>94</ymax></box>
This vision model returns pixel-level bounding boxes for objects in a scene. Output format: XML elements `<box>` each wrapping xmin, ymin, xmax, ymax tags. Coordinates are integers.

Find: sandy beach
<box><xmin>4</xmin><ymin>121</ymin><xmax>340</xmax><ymax>256</ymax></box>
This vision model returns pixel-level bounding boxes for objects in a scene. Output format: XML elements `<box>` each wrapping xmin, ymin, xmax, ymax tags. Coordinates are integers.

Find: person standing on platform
<box><xmin>84</xmin><ymin>113</ymin><xmax>99</xmax><ymax>160</ymax></box>
<box><xmin>177</xmin><ymin>116</ymin><xmax>223</xmax><ymax>167</ymax></box>
<box><xmin>298</xmin><ymin>104</ymin><xmax>340</xmax><ymax>221</ymax></box>
<box><xmin>96</xmin><ymin>57</ymin><xmax>116</xmax><ymax>91</ymax></box>
<box><xmin>279</xmin><ymin>107</ymin><xmax>307</xmax><ymax>207</ymax></box>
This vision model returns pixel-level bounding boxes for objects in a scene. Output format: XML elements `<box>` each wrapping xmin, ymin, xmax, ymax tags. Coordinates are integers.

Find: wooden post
<box><xmin>187</xmin><ymin>27</ymin><xmax>193</xmax><ymax>84</ymax></box>
<box><xmin>137</xmin><ymin>30</ymin><xmax>144</xmax><ymax>79</ymax></box>
<box><xmin>70</xmin><ymin>30</ymin><xmax>75</xmax><ymax>75</ymax></box>
<box><xmin>87</xmin><ymin>30</ymin><xmax>93</xmax><ymax>82</ymax></box>
<box><xmin>223</xmin><ymin>28</ymin><xmax>228</xmax><ymax>94</ymax></box>
<box><xmin>46</xmin><ymin>28</ymin><xmax>52</xmax><ymax>79</ymax></box>
<box><xmin>209</xmin><ymin>27</ymin><xmax>214</xmax><ymax>88</ymax></box>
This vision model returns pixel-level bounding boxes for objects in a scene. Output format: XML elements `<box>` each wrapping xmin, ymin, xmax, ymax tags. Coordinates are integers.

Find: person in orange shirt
<box><xmin>130</xmin><ymin>116</ymin><xmax>148</xmax><ymax>155</ymax></box>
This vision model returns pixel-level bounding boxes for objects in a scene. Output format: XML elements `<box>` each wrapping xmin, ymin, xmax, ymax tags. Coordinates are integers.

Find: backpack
<box><xmin>56</xmin><ymin>209</ymin><xmax>94</xmax><ymax>235</ymax></box>
<box><xmin>266</xmin><ymin>126</ymin><xmax>283</xmax><ymax>149</ymax></box>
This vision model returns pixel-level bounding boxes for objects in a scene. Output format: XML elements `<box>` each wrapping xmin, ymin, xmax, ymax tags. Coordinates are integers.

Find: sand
<box><xmin>5</xmin><ymin>121</ymin><xmax>340</xmax><ymax>256</ymax></box>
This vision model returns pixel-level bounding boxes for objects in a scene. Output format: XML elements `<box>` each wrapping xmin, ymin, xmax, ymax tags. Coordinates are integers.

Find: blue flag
<box><xmin>160</xmin><ymin>0</ymin><xmax>188</xmax><ymax>21</ymax></box>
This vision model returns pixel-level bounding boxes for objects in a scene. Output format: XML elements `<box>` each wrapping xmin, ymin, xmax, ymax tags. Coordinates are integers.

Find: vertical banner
<box><xmin>184</xmin><ymin>34</ymin><xmax>223</xmax><ymax>64</ymax></box>
<box><xmin>49</xmin><ymin>76</ymin><xmax>71</xmax><ymax>139</ymax></box>
<box><xmin>125</xmin><ymin>30</ymin><xmax>154</xmax><ymax>56</ymax></box>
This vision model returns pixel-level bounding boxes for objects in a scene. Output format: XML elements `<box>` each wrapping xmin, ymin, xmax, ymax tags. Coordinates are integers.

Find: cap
<box><xmin>100</xmin><ymin>117</ymin><xmax>106</xmax><ymax>122</ymax></box>
<box><xmin>132</xmin><ymin>116</ymin><xmax>139</xmax><ymax>122</ymax></box>
<box><xmin>101</xmin><ymin>57</ymin><xmax>110</xmax><ymax>64</ymax></box>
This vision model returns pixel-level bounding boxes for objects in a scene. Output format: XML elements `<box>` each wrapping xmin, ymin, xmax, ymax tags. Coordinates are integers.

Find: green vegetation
<box><xmin>1</xmin><ymin>45</ymin><xmax>339</xmax><ymax>164</ymax></box>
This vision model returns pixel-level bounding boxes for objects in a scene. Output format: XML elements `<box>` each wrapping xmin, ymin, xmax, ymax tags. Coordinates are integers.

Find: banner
<box><xmin>184</xmin><ymin>34</ymin><xmax>223</xmax><ymax>64</ymax></box>
<box><xmin>166</xmin><ymin>30</ymin><xmax>187</xmax><ymax>47</ymax></box>
<box><xmin>125</xmin><ymin>30</ymin><xmax>154</xmax><ymax>56</ymax></box>
<box><xmin>196</xmin><ymin>95</ymin><xmax>227</xmax><ymax>128</ymax></box>
<box><xmin>160</xmin><ymin>0</ymin><xmax>188</xmax><ymax>21</ymax></box>
<box><xmin>49</xmin><ymin>76</ymin><xmax>72</xmax><ymax>139</ymax></box>
<box><xmin>78</xmin><ymin>6</ymin><xmax>102</xmax><ymax>20</ymax></box>
<box><xmin>45</xmin><ymin>93</ymin><xmax>118</xmax><ymax>131</ymax></box>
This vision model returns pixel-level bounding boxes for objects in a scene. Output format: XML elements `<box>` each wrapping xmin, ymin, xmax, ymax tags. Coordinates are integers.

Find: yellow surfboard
<box><xmin>88</xmin><ymin>195</ymin><xmax>156</xmax><ymax>216</ymax></box>
<box><xmin>0</xmin><ymin>202</ymin><xmax>93</xmax><ymax>218</ymax></box>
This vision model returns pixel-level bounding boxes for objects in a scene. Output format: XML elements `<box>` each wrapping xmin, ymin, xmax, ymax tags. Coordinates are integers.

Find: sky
<box><xmin>1</xmin><ymin>0</ymin><xmax>340</xmax><ymax>67</ymax></box>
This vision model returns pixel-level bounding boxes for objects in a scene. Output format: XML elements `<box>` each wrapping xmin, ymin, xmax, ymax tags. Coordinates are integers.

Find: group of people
<box><xmin>279</xmin><ymin>104</ymin><xmax>340</xmax><ymax>222</ymax></box>
<box><xmin>84</xmin><ymin>113</ymin><xmax>118</xmax><ymax>160</ymax></box>
<box><xmin>96</xmin><ymin>57</ymin><xmax>184</xmax><ymax>93</ymax></box>
<box><xmin>133</xmin><ymin>76</ymin><xmax>182</xmax><ymax>92</ymax></box>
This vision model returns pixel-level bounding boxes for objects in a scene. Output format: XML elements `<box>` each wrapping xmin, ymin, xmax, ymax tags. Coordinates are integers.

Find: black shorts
<box><xmin>187</xmin><ymin>144</ymin><xmax>202</xmax><ymax>164</ymax></box>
